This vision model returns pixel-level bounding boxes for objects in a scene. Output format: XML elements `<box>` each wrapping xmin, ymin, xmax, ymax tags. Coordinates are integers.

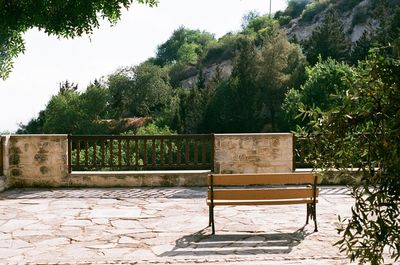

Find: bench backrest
<box><xmin>207</xmin><ymin>173</ymin><xmax>319</xmax><ymax>203</ymax></box>
<box><xmin>208</xmin><ymin>173</ymin><xmax>318</xmax><ymax>186</ymax></box>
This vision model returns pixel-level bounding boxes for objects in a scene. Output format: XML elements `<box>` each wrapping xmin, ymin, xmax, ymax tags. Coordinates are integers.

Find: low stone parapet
<box><xmin>68</xmin><ymin>170</ymin><xmax>210</xmax><ymax>187</ymax></box>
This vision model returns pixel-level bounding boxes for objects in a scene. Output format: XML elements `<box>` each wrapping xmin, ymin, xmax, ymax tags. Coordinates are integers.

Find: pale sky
<box><xmin>0</xmin><ymin>0</ymin><xmax>287</xmax><ymax>133</ymax></box>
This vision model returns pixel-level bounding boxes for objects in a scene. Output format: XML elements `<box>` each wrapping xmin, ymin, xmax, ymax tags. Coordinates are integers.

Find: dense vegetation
<box><xmin>7</xmin><ymin>0</ymin><xmax>400</xmax><ymax>264</ymax></box>
<box><xmin>18</xmin><ymin>0</ymin><xmax>400</xmax><ymax>136</ymax></box>
<box><xmin>18</xmin><ymin>15</ymin><xmax>308</xmax><ymax>135</ymax></box>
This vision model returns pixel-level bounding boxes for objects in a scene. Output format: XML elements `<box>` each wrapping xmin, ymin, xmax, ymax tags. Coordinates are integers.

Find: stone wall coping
<box><xmin>71</xmin><ymin>170</ymin><xmax>211</xmax><ymax>175</ymax></box>
<box><xmin>214</xmin><ymin>133</ymin><xmax>292</xmax><ymax>136</ymax></box>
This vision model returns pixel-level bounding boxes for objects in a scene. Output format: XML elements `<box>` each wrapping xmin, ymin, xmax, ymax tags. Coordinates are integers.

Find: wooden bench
<box><xmin>207</xmin><ymin>172</ymin><xmax>319</xmax><ymax>234</ymax></box>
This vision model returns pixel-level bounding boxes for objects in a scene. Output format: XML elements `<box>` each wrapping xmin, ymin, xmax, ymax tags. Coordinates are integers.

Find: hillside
<box><xmin>179</xmin><ymin>0</ymin><xmax>400</xmax><ymax>87</ymax></box>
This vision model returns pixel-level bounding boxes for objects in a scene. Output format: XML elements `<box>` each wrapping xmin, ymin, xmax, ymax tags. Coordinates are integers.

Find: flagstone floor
<box><xmin>0</xmin><ymin>187</ymin><xmax>356</xmax><ymax>264</ymax></box>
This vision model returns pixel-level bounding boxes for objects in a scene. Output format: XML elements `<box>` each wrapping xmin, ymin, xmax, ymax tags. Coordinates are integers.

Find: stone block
<box><xmin>214</xmin><ymin>133</ymin><xmax>293</xmax><ymax>174</ymax></box>
<box><xmin>4</xmin><ymin>135</ymin><xmax>68</xmax><ymax>187</ymax></box>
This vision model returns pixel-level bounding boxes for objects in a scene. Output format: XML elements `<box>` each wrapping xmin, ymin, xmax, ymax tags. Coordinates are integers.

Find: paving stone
<box><xmin>118</xmin><ymin>236</ymin><xmax>141</xmax><ymax>244</ymax></box>
<box><xmin>110</xmin><ymin>219</ymin><xmax>143</xmax><ymax>229</ymax></box>
<box><xmin>35</xmin><ymin>237</ymin><xmax>70</xmax><ymax>247</ymax></box>
<box><xmin>86</xmin><ymin>243</ymin><xmax>117</xmax><ymax>249</ymax></box>
<box><xmin>151</xmin><ymin>244</ymin><xmax>175</xmax><ymax>255</ymax></box>
<box><xmin>72</xmin><ymin>234</ymin><xmax>103</xmax><ymax>242</ymax></box>
<box><xmin>13</xmin><ymin>229</ymin><xmax>56</xmax><ymax>237</ymax></box>
<box><xmin>0</xmin><ymin>219</ymin><xmax>38</xmax><ymax>232</ymax></box>
<box><xmin>88</xmin><ymin>208</ymin><xmax>141</xmax><ymax>219</ymax></box>
<box><xmin>62</xmin><ymin>219</ymin><xmax>93</xmax><ymax>226</ymax></box>
<box><xmin>91</xmin><ymin>218</ymin><xmax>110</xmax><ymax>225</ymax></box>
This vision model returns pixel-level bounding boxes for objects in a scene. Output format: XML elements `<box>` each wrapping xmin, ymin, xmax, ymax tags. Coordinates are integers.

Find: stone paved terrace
<box><xmin>0</xmin><ymin>187</ymin><xmax>357</xmax><ymax>265</ymax></box>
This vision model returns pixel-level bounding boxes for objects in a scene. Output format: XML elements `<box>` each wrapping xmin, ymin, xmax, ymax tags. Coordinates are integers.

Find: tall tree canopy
<box><xmin>302</xmin><ymin>9</ymin><xmax>349</xmax><ymax>65</ymax></box>
<box><xmin>0</xmin><ymin>0</ymin><xmax>158</xmax><ymax>79</ymax></box>
<box><xmin>154</xmin><ymin>27</ymin><xmax>216</xmax><ymax>66</ymax></box>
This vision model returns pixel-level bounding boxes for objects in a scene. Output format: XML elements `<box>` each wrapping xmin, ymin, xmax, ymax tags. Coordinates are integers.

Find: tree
<box><xmin>42</xmin><ymin>81</ymin><xmax>109</xmax><ymax>134</ymax></box>
<box><xmin>282</xmin><ymin>58</ymin><xmax>354</xmax><ymax>130</ymax></box>
<box><xmin>230</xmin><ymin>35</ymin><xmax>261</xmax><ymax>132</ymax></box>
<box><xmin>0</xmin><ymin>0</ymin><xmax>158</xmax><ymax>79</ymax></box>
<box><xmin>257</xmin><ymin>30</ymin><xmax>306</xmax><ymax>131</ymax></box>
<box><xmin>203</xmin><ymin>24</ymin><xmax>306</xmax><ymax>133</ymax></box>
<box><xmin>350</xmin><ymin>31</ymin><xmax>373</xmax><ymax>64</ymax></box>
<box><xmin>302</xmin><ymin>9</ymin><xmax>349</xmax><ymax>65</ymax></box>
<box><xmin>107</xmin><ymin>62</ymin><xmax>173</xmax><ymax>118</ymax></box>
<box><xmin>300</xmin><ymin>49</ymin><xmax>400</xmax><ymax>264</ymax></box>
<box><xmin>274</xmin><ymin>0</ymin><xmax>310</xmax><ymax>25</ymax></box>
<box><xmin>155</xmin><ymin>27</ymin><xmax>215</xmax><ymax>66</ymax></box>
<box><xmin>17</xmin><ymin>110</ymin><xmax>46</xmax><ymax>134</ymax></box>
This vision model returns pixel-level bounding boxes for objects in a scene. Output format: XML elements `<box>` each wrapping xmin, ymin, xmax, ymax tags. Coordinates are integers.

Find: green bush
<box><xmin>301</xmin><ymin>1</ymin><xmax>328</xmax><ymax>22</ymax></box>
<box><xmin>278</xmin><ymin>15</ymin><xmax>292</xmax><ymax>26</ymax></box>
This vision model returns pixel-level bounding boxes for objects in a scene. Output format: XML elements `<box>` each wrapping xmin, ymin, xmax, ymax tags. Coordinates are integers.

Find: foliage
<box><xmin>107</xmin><ymin>62</ymin><xmax>173</xmax><ymax>118</ymax></box>
<box><xmin>274</xmin><ymin>0</ymin><xmax>310</xmax><ymax>25</ymax></box>
<box><xmin>172</xmin><ymin>87</ymin><xmax>209</xmax><ymax>134</ymax></box>
<box><xmin>135</xmin><ymin>121</ymin><xmax>175</xmax><ymax>135</ymax></box>
<box><xmin>335</xmin><ymin>0</ymin><xmax>363</xmax><ymax>12</ymax></box>
<box><xmin>242</xmin><ymin>15</ymin><xmax>279</xmax><ymax>45</ymax></box>
<box><xmin>300</xmin><ymin>0</ymin><xmax>329</xmax><ymax>22</ymax></box>
<box><xmin>203</xmin><ymin>80</ymin><xmax>238</xmax><ymax>133</ymax></box>
<box><xmin>0</xmin><ymin>0</ymin><xmax>158</xmax><ymax>79</ymax></box>
<box><xmin>241</xmin><ymin>10</ymin><xmax>261</xmax><ymax>30</ymax></box>
<box><xmin>282</xmin><ymin>58</ymin><xmax>353</xmax><ymax>129</ymax></box>
<box><xmin>302</xmin><ymin>9</ymin><xmax>349</xmax><ymax>65</ymax></box>
<box><xmin>202</xmin><ymin>33</ymin><xmax>237</xmax><ymax>65</ymax></box>
<box><xmin>350</xmin><ymin>31</ymin><xmax>373</xmax><ymax>64</ymax></box>
<box><xmin>17</xmin><ymin>111</ymin><xmax>46</xmax><ymax>134</ymax></box>
<box><xmin>204</xmin><ymin>28</ymin><xmax>306</xmax><ymax>133</ymax></box>
<box><xmin>351</xmin><ymin>4</ymin><xmax>370</xmax><ymax>26</ymax></box>
<box><xmin>257</xmin><ymin>29</ymin><xmax>307</xmax><ymax>131</ymax></box>
<box><xmin>299</xmin><ymin>50</ymin><xmax>400</xmax><ymax>264</ymax></box>
<box><xmin>43</xmin><ymin>81</ymin><xmax>109</xmax><ymax>134</ymax></box>
<box><xmin>154</xmin><ymin>27</ymin><xmax>215</xmax><ymax>66</ymax></box>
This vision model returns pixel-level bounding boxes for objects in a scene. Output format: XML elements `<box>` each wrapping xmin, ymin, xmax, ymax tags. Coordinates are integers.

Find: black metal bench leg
<box><xmin>208</xmin><ymin>205</ymin><xmax>212</xmax><ymax>226</ymax></box>
<box><xmin>306</xmin><ymin>204</ymin><xmax>310</xmax><ymax>225</ymax></box>
<box><xmin>211</xmin><ymin>206</ymin><xmax>215</xmax><ymax>235</ymax></box>
<box><xmin>313</xmin><ymin>203</ymin><xmax>318</xmax><ymax>232</ymax></box>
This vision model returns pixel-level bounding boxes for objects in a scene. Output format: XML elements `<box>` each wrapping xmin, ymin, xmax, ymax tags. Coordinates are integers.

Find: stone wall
<box><xmin>0</xmin><ymin>133</ymin><xmax>295</xmax><ymax>188</ymax></box>
<box><xmin>4</xmin><ymin>135</ymin><xmax>69</xmax><ymax>187</ymax></box>
<box><xmin>213</xmin><ymin>133</ymin><xmax>294</xmax><ymax>174</ymax></box>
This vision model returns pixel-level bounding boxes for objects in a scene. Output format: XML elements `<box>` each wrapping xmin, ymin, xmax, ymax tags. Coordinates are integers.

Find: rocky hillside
<box><xmin>284</xmin><ymin>0</ymin><xmax>378</xmax><ymax>42</ymax></box>
<box><xmin>180</xmin><ymin>0</ymin><xmax>399</xmax><ymax>88</ymax></box>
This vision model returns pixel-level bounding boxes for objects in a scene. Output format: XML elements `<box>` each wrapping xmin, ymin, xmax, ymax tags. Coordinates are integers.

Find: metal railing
<box><xmin>294</xmin><ymin>134</ymin><xmax>372</xmax><ymax>169</ymax></box>
<box><xmin>294</xmin><ymin>136</ymin><xmax>313</xmax><ymax>168</ymax></box>
<box><xmin>68</xmin><ymin>134</ymin><xmax>214</xmax><ymax>172</ymax></box>
<box><xmin>294</xmin><ymin>135</ymin><xmax>339</xmax><ymax>168</ymax></box>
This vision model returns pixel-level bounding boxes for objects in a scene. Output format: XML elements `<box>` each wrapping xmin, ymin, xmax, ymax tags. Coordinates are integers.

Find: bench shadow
<box><xmin>160</xmin><ymin>226</ymin><xmax>309</xmax><ymax>257</ymax></box>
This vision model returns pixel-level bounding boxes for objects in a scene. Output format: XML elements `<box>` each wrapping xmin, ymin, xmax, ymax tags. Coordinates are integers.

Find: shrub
<box><xmin>301</xmin><ymin>1</ymin><xmax>328</xmax><ymax>22</ymax></box>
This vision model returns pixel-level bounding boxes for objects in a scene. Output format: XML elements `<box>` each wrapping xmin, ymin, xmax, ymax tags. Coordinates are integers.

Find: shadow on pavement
<box><xmin>0</xmin><ymin>187</ymin><xmax>207</xmax><ymax>199</ymax></box>
<box><xmin>161</xmin><ymin>227</ymin><xmax>309</xmax><ymax>257</ymax></box>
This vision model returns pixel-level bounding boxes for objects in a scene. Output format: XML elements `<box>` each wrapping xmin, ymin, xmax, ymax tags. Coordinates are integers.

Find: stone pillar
<box><xmin>4</xmin><ymin>135</ymin><xmax>69</xmax><ymax>187</ymax></box>
<box><xmin>213</xmin><ymin>133</ymin><xmax>294</xmax><ymax>174</ymax></box>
